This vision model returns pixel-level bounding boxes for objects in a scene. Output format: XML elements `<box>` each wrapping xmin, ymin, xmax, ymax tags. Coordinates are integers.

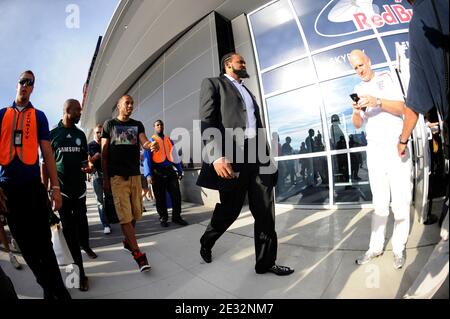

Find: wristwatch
<box><xmin>376</xmin><ymin>97</ymin><xmax>382</xmax><ymax>108</ymax></box>
<box><xmin>398</xmin><ymin>135</ymin><xmax>408</xmax><ymax>145</ymax></box>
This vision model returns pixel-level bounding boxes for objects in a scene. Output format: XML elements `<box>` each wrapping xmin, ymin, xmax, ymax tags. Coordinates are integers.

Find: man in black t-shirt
<box><xmin>88</xmin><ymin>124</ymin><xmax>111</xmax><ymax>234</ymax></box>
<box><xmin>102</xmin><ymin>95</ymin><xmax>159</xmax><ymax>272</ymax></box>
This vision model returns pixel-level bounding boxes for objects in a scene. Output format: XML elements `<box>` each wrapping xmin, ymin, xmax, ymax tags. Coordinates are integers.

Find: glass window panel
<box><xmin>291</xmin><ymin>0</ymin><xmax>375</xmax><ymax>51</ymax></box>
<box><xmin>266</xmin><ymin>85</ymin><xmax>326</xmax><ymax>155</ymax></box>
<box><xmin>381</xmin><ymin>33</ymin><xmax>409</xmax><ymax>62</ymax></box>
<box><xmin>276</xmin><ymin>156</ymin><xmax>329</xmax><ymax>205</ymax></box>
<box><xmin>319</xmin><ymin>75</ymin><xmax>370</xmax><ymax>150</ymax></box>
<box><xmin>313</xmin><ymin>39</ymin><xmax>385</xmax><ymax>81</ymax></box>
<box><xmin>249</xmin><ymin>0</ymin><xmax>306</xmax><ymax>70</ymax></box>
<box><xmin>261</xmin><ymin>58</ymin><xmax>315</xmax><ymax>95</ymax></box>
<box><xmin>332</xmin><ymin>152</ymin><xmax>372</xmax><ymax>203</ymax></box>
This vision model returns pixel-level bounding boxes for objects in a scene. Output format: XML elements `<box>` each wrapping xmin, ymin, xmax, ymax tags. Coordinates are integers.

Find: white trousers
<box><xmin>366</xmin><ymin>141</ymin><xmax>413</xmax><ymax>255</ymax></box>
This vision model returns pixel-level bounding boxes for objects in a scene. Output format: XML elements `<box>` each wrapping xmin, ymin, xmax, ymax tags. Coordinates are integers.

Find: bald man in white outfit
<box><xmin>349</xmin><ymin>50</ymin><xmax>412</xmax><ymax>269</ymax></box>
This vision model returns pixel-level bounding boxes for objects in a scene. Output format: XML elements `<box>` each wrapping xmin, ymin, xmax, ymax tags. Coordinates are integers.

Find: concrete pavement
<box><xmin>0</xmin><ymin>185</ymin><xmax>446</xmax><ymax>299</ymax></box>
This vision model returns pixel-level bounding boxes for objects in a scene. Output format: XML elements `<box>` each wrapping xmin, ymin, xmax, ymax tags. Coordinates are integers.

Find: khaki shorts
<box><xmin>110</xmin><ymin>175</ymin><xmax>143</xmax><ymax>224</ymax></box>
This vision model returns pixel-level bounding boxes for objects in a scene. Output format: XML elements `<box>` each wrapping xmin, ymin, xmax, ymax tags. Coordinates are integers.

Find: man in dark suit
<box><xmin>197</xmin><ymin>52</ymin><xmax>294</xmax><ymax>276</ymax></box>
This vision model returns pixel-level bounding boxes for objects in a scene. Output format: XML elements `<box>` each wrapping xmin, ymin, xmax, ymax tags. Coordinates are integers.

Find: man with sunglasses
<box><xmin>0</xmin><ymin>71</ymin><xmax>71</xmax><ymax>299</ymax></box>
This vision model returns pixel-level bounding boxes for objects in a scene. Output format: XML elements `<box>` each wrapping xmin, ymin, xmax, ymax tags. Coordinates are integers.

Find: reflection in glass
<box><xmin>261</xmin><ymin>58</ymin><xmax>315</xmax><ymax>95</ymax></box>
<box><xmin>332</xmin><ymin>151</ymin><xmax>371</xmax><ymax>203</ymax></box>
<box><xmin>313</xmin><ymin>39</ymin><xmax>385</xmax><ymax>81</ymax></box>
<box><xmin>266</xmin><ymin>85</ymin><xmax>325</xmax><ymax>155</ymax></box>
<box><xmin>276</xmin><ymin>156</ymin><xmax>329</xmax><ymax>205</ymax></box>
<box><xmin>319</xmin><ymin>75</ymin><xmax>368</xmax><ymax>149</ymax></box>
<box><xmin>249</xmin><ymin>0</ymin><xmax>305</xmax><ymax>69</ymax></box>
<box><xmin>381</xmin><ymin>33</ymin><xmax>409</xmax><ymax>62</ymax></box>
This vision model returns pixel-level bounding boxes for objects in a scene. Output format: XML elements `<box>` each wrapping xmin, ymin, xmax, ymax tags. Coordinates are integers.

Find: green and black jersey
<box><xmin>50</xmin><ymin>120</ymin><xmax>88</xmax><ymax>199</ymax></box>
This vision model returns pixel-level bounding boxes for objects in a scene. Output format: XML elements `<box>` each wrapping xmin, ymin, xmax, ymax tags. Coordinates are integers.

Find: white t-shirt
<box><xmin>354</xmin><ymin>71</ymin><xmax>404</xmax><ymax>145</ymax></box>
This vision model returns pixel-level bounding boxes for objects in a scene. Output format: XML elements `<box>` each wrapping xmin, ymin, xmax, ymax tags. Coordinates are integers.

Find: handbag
<box><xmin>51</xmin><ymin>223</ymin><xmax>74</xmax><ymax>266</ymax></box>
<box><xmin>104</xmin><ymin>192</ymin><xmax>120</xmax><ymax>224</ymax></box>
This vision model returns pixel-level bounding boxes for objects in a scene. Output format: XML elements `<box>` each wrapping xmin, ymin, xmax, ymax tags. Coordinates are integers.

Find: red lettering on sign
<box><xmin>382</xmin><ymin>5</ymin><xmax>398</xmax><ymax>25</ymax></box>
<box><xmin>392</xmin><ymin>4</ymin><xmax>412</xmax><ymax>23</ymax></box>
<box><xmin>352</xmin><ymin>4</ymin><xmax>412</xmax><ymax>31</ymax></box>
<box><xmin>372</xmin><ymin>15</ymin><xmax>384</xmax><ymax>28</ymax></box>
<box><xmin>353</xmin><ymin>12</ymin><xmax>369</xmax><ymax>30</ymax></box>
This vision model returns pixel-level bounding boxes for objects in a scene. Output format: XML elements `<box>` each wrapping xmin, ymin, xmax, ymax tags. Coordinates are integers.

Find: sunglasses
<box><xmin>18</xmin><ymin>78</ymin><xmax>34</xmax><ymax>87</ymax></box>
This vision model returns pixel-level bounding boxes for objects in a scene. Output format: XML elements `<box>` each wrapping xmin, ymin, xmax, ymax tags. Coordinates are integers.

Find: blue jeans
<box><xmin>92</xmin><ymin>173</ymin><xmax>110</xmax><ymax>228</ymax></box>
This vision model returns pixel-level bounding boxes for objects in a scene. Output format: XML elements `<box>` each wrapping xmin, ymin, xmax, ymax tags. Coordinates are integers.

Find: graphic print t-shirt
<box><xmin>102</xmin><ymin>118</ymin><xmax>145</xmax><ymax>177</ymax></box>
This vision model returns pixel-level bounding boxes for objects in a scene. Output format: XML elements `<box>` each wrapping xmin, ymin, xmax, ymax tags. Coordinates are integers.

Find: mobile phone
<box><xmin>350</xmin><ymin>93</ymin><xmax>360</xmax><ymax>103</ymax></box>
<box><xmin>350</xmin><ymin>93</ymin><xmax>366</xmax><ymax>111</ymax></box>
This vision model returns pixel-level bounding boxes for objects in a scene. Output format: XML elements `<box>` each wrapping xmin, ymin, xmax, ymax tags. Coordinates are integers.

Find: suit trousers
<box><xmin>3</xmin><ymin>180</ymin><xmax>71</xmax><ymax>299</ymax></box>
<box><xmin>200</xmin><ymin>163</ymin><xmax>277</xmax><ymax>272</ymax></box>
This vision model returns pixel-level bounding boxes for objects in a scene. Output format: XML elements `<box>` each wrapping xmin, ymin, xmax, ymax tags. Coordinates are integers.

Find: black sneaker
<box><xmin>133</xmin><ymin>251</ymin><xmax>151</xmax><ymax>272</ymax></box>
<box><xmin>172</xmin><ymin>217</ymin><xmax>188</xmax><ymax>226</ymax></box>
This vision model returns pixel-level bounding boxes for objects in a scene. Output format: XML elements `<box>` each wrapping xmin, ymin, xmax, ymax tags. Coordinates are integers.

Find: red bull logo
<box><xmin>315</xmin><ymin>1</ymin><xmax>412</xmax><ymax>38</ymax></box>
<box><xmin>353</xmin><ymin>4</ymin><xmax>413</xmax><ymax>31</ymax></box>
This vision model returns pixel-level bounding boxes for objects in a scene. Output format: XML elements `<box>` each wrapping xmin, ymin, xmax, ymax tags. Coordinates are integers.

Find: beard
<box><xmin>233</xmin><ymin>67</ymin><xmax>250</xmax><ymax>79</ymax></box>
<box><xmin>17</xmin><ymin>94</ymin><xmax>28</xmax><ymax>104</ymax></box>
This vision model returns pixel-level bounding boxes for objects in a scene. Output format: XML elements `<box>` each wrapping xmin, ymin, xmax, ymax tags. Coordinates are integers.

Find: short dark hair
<box><xmin>20</xmin><ymin>70</ymin><xmax>35</xmax><ymax>84</ymax></box>
<box><xmin>63</xmin><ymin>99</ymin><xmax>81</xmax><ymax>114</ymax></box>
<box><xmin>118</xmin><ymin>94</ymin><xmax>133</xmax><ymax>104</ymax></box>
<box><xmin>220</xmin><ymin>52</ymin><xmax>237</xmax><ymax>73</ymax></box>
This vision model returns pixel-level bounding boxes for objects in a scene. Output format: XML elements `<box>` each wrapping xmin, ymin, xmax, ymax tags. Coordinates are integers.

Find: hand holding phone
<box><xmin>350</xmin><ymin>93</ymin><xmax>366</xmax><ymax>111</ymax></box>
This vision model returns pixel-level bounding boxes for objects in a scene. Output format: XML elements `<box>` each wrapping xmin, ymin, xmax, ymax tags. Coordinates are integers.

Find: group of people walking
<box><xmin>0</xmin><ymin>0</ymin><xmax>448</xmax><ymax>298</ymax></box>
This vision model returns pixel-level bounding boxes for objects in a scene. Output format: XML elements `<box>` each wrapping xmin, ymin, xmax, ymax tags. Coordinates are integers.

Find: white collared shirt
<box><xmin>224</xmin><ymin>74</ymin><xmax>257</xmax><ymax>138</ymax></box>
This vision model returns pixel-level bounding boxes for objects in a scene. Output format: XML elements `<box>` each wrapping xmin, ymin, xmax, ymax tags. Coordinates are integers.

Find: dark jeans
<box><xmin>58</xmin><ymin>196</ymin><xmax>87</xmax><ymax>279</ymax></box>
<box><xmin>152</xmin><ymin>167</ymin><xmax>182</xmax><ymax>221</ymax></box>
<box><xmin>2</xmin><ymin>180</ymin><xmax>71</xmax><ymax>300</ymax></box>
<box><xmin>200</xmin><ymin>163</ymin><xmax>278</xmax><ymax>273</ymax></box>
<box><xmin>92</xmin><ymin>173</ymin><xmax>110</xmax><ymax>227</ymax></box>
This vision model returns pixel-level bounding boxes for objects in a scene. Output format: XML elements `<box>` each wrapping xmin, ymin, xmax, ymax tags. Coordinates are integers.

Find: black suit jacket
<box><xmin>196</xmin><ymin>75</ymin><xmax>277</xmax><ymax>191</ymax></box>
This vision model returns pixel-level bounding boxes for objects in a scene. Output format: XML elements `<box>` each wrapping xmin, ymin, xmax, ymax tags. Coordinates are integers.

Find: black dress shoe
<box><xmin>172</xmin><ymin>217</ymin><xmax>188</xmax><ymax>226</ymax></box>
<box><xmin>79</xmin><ymin>276</ymin><xmax>89</xmax><ymax>292</ymax></box>
<box><xmin>160</xmin><ymin>220</ymin><xmax>169</xmax><ymax>227</ymax></box>
<box><xmin>82</xmin><ymin>247</ymin><xmax>98</xmax><ymax>259</ymax></box>
<box><xmin>256</xmin><ymin>264</ymin><xmax>294</xmax><ymax>276</ymax></box>
<box><xmin>200</xmin><ymin>246</ymin><xmax>212</xmax><ymax>263</ymax></box>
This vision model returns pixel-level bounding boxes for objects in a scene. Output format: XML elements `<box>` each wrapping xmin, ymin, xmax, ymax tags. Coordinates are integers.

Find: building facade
<box><xmin>82</xmin><ymin>0</ymin><xmax>428</xmax><ymax>215</ymax></box>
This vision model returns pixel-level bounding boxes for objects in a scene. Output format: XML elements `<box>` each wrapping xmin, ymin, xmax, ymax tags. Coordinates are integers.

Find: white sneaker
<box><xmin>393</xmin><ymin>253</ymin><xmax>405</xmax><ymax>269</ymax></box>
<box><xmin>9</xmin><ymin>252</ymin><xmax>22</xmax><ymax>270</ymax></box>
<box><xmin>11</xmin><ymin>238</ymin><xmax>20</xmax><ymax>253</ymax></box>
<box><xmin>103</xmin><ymin>226</ymin><xmax>111</xmax><ymax>234</ymax></box>
<box><xmin>355</xmin><ymin>250</ymin><xmax>383</xmax><ymax>265</ymax></box>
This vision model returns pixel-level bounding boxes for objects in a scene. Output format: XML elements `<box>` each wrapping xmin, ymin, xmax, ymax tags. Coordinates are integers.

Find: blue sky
<box><xmin>0</xmin><ymin>0</ymin><xmax>119</xmax><ymax>128</ymax></box>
